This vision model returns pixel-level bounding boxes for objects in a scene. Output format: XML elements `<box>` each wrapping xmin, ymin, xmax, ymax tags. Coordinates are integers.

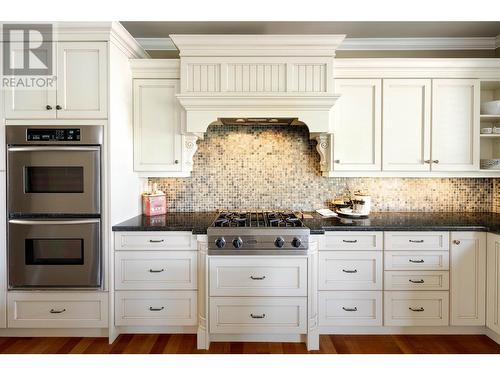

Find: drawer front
<box><xmin>209</xmin><ymin>297</ymin><xmax>307</xmax><ymax>334</ymax></box>
<box><xmin>115</xmin><ymin>251</ymin><xmax>197</xmax><ymax>290</ymax></box>
<box><xmin>319</xmin><ymin>251</ymin><xmax>382</xmax><ymax>290</ymax></box>
<box><xmin>384</xmin><ymin>271</ymin><xmax>449</xmax><ymax>291</ymax></box>
<box><xmin>115</xmin><ymin>231</ymin><xmax>197</xmax><ymax>251</ymax></box>
<box><xmin>209</xmin><ymin>257</ymin><xmax>307</xmax><ymax>297</ymax></box>
<box><xmin>319</xmin><ymin>291</ymin><xmax>382</xmax><ymax>326</ymax></box>
<box><xmin>115</xmin><ymin>291</ymin><xmax>197</xmax><ymax>326</ymax></box>
<box><xmin>7</xmin><ymin>292</ymin><xmax>108</xmax><ymax>328</ymax></box>
<box><xmin>384</xmin><ymin>232</ymin><xmax>450</xmax><ymax>251</ymax></box>
<box><xmin>384</xmin><ymin>291</ymin><xmax>449</xmax><ymax>326</ymax></box>
<box><xmin>384</xmin><ymin>251</ymin><xmax>449</xmax><ymax>271</ymax></box>
<box><xmin>321</xmin><ymin>232</ymin><xmax>383</xmax><ymax>251</ymax></box>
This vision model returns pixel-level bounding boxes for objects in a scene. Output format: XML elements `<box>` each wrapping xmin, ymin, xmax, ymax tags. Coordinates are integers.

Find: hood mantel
<box><xmin>170</xmin><ymin>34</ymin><xmax>346</xmax><ymax>175</ymax></box>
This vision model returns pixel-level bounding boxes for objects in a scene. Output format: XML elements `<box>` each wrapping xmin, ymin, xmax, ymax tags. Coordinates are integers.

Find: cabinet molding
<box><xmin>487</xmin><ymin>233</ymin><xmax>500</xmax><ymax>335</ymax></box>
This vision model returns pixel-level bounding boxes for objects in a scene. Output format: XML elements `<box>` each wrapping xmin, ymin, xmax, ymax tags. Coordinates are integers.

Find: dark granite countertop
<box><xmin>112</xmin><ymin>211</ymin><xmax>500</xmax><ymax>236</ymax></box>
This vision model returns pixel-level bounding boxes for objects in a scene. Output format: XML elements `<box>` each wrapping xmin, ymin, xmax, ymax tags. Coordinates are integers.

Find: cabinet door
<box><xmin>333</xmin><ymin>79</ymin><xmax>381</xmax><ymax>171</ymax></box>
<box><xmin>450</xmin><ymin>232</ymin><xmax>486</xmax><ymax>326</ymax></box>
<box><xmin>3</xmin><ymin>45</ymin><xmax>56</xmax><ymax>119</ymax></box>
<box><xmin>431</xmin><ymin>79</ymin><xmax>479</xmax><ymax>171</ymax></box>
<box><xmin>382</xmin><ymin>79</ymin><xmax>432</xmax><ymax>171</ymax></box>
<box><xmin>133</xmin><ymin>79</ymin><xmax>183</xmax><ymax>172</ymax></box>
<box><xmin>0</xmin><ymin>171</ymin><xmax>5</xmax><ymax>328</ymax></box>
<box><xmin>487</xmin><ymin>233</ymin><xmax>500</xmax><ymax>335</ymax></box>
<box><xmin>56</xmin><ymin>42</ymin><xmax>107</xmax><ymax>119</ymax></box>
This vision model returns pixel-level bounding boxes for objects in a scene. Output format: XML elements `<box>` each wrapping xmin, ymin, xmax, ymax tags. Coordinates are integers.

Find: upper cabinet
<box><xmin>382</xmin><ymin>79</ymin><xmax>432</xmax><ymax>171</ymax></box>
<box><xmin>333</xmin><ymin>79</ymin><xmax>381</xmax><ymax>171</ymax></box>
<box><xmin>431</xmin><ymin>79</ymin><xmax>479</xmax><ymax>171</ymax></box>
<box><xmin>133</xmin><ymin>79</ymin><xmax>183</xmax><ymax>174</ymax></box>
<box><xmin>3</xmin><ymin>42</ymin><xmax>108</xmax><ymax>119</ymax></box>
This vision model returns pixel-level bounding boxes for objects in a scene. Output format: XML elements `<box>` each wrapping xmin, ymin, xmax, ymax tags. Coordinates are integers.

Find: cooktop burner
<box><xmin>207</xmin><ymin>211</ymin><xmax>310</xmax><ymax>255</ymax></box>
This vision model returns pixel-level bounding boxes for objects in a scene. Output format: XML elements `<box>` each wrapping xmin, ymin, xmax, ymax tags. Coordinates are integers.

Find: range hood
<box><xmin>169</xmin><ymin>34</ymin><xmax>346</xmax><ymax>174</ymax></box>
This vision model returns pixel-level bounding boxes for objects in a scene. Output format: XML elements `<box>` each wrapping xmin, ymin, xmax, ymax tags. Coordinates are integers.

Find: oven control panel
<box><xmin>27</xmin><ymin>128</ymin><xmax>81</xmax><ymax>141</ymax></box>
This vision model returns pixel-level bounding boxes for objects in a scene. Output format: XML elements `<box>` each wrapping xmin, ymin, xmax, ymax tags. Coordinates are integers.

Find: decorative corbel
<box><xmin>311</xmin><ymin>133</ymin><xmax>331</xmax><ymax>174</ymax></box>
<box><xmin>183</xmin><ymin>134</ymin><xmax>200</xmax><ymax>167</ymax></box>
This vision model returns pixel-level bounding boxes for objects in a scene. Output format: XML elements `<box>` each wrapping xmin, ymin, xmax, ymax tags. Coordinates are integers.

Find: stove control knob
<box><xmin>215</xmin><ymin>237</ymin><xmax>226</xmax><ymax>248</ymax></box>
<box><xmin>291</xmin><ymin>237</ymin><xmax>302</xmax><ymax>248</ymax></box>
<box><xmin>275</xmin><ymin>237</ymin><xmax>285</xmax><ymax>248</ymax></box>
<box><xmin>233</xmin><ymin>237</ymin><xmax>243</xmax><ymax>249</ymax></box>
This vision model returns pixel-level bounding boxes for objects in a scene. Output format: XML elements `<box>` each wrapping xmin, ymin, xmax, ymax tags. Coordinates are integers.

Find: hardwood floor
<box><xmin>0</xmin><ymin>334</ymin><xmax>499</xmax><ymax>354</ymax></box>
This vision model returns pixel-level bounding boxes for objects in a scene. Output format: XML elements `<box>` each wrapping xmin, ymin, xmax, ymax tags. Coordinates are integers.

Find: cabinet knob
<box><xmin>174</xmin><ymin>160</ymin><xmax>179</xmax><ymax>164</ymax></box>
<box><xmin>56</xmin><ymin>105</ymin><xmax>62</xmax><ymax>110</ymax></box>
<box><xmin>453</xmin><ymin>240</ymin><xmax>461</xmax><ymax>245</ymax></box>
<box><xmin>424</xmin><ymin>160</ymin><xmax>431</xmax><ymax>164</ymax></box>
<box><xmin>46</xmin><ymin>105</ymin><xmax>53</xmax><ymax>110</ymax></box>
<box><xmin>433</xmin><ymin>160</ymin><xmax>439</xmax><ymax>164</ymax></box>
<box><xmin>334</xmin><ymin>160</ymin><xmax>340</xmax><ymax>164</ymax></box>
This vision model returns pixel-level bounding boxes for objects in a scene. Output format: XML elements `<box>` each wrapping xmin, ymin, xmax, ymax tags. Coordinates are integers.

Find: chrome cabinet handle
<box><xmin>342</xmin><ymin>269</ymin><xmax>358</xmax><ymax>273</ymax></box>
<box><xmin>342</xmin><ymin>239</ymin><xmax>358</xmax><ymax>243</ymax></box>
<box><xmin>453</xmin><ymin>240</ymin><xmax>461</xmax><ymax>245</ymax></box>
<box><xmin>409</xmin><ymin>307</ymin><xmax>425</xmax><ymax>312</ymax></box>
<box><xmin>409</xmin><ymin>279</ymin><xmax>425</xmax><ymax>284</ymax></box>
<box><xmin>149</xmin><ymin>268</ymin><xmax>165</xmax><ymax>273</ymax></box>
<box><xmin>409</xmin><ymin>259</ymin><xmax>425</xmax><ymax>263</ymax></box>
<box><xmin>149</xmin><ymin>306</ymin><xmax>164</xmax><ymax>311</ymax></box>
<box><xmin>409</xmin><ymin>239</ymin><xmax>424</xmax><ymax>243</ymax></box>
<box><xmin>8</xmin><ymin>146</ymin><xmax>100</xmax><ymax>152</ymax></box>
<box><xmin>250</xmin><ymin>313</ymin><xmax>266</xmax><ymax>319</ymax></box>
<box><xmin>342</xmin><ymin>307</ymin><xmax>358</xmax><ymax>312</ymax></box>
<box><xmin>250</xmin><ymin>275</ymin><xmax>266</xmax><ymax>280</ymax></box>
<box><xmin>50</xmin><ymin>308</ymin><xmax>66</xmax><ymax>314</ymax></box>
<box><xmin>149</xmin><ymin>239</ymin><xmax>164</xmax><ymax>243</ymax></box>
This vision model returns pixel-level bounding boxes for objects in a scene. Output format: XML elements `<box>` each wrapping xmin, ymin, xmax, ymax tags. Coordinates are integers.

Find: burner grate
<box><xmin>212</xmin><ymin>211</ymin><xmax>303</xmax><ymax>228</ymax></box>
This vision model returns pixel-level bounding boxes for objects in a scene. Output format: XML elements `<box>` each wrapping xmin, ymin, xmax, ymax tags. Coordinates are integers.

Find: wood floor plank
<box><xmin>0</xmin><ymin>334</ymin><xmax>499</xmax><ymax>354</ymax></box>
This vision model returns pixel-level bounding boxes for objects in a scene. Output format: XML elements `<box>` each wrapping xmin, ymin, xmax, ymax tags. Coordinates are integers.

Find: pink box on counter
<box><xmin>142</xmin><ymin>193</ymin><xmax>167</xmax><ymax>216</ymax></box>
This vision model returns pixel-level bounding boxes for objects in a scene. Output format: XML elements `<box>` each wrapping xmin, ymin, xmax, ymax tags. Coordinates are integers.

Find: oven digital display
<box><xmin>26</xmin><ymin>128</ymin><xmax>81</xmax><ymax>141</ymax></box>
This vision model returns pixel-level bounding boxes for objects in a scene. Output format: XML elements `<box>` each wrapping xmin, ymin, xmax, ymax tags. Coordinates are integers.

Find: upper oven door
<box><xmin>8</xmin><ymin>146</ymin><xmax>100</xmax><ymax>215</ymax></box>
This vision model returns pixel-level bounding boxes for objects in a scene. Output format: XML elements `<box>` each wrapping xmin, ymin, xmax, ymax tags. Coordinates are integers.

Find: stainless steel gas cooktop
<box><xmin>207</xmin><ymin>211</ymin><xmax>310</xmax><ymax>255</ymax></box>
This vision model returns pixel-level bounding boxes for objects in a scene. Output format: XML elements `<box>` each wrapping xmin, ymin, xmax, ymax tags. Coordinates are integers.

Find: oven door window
<box><xmin>25</xmin><ymin>239</ymin><xmax>84</xmax><ymax>265</ymax></box>
<box><xmin>24</xmin><ymin>166</ymin><xmax>84</xmax><ymax>193</ymax></box>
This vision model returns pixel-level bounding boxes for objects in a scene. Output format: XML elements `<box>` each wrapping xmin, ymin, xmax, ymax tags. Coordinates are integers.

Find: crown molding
<box><xmin>135</xmin><ymin>36</ymin><xmax>500</xmax><ymax>53</ymax></box>
<box><xmin>130</xmin><ymin>59</ymin><xmax>180</xmax><ymax>78</ymax></box>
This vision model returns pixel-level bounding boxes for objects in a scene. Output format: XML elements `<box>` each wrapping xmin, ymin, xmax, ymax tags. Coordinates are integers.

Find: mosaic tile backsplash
<box><xmin>150</xmin><ymin>124</ymin><xmax>499</xmax><ymax>212</ymax></box>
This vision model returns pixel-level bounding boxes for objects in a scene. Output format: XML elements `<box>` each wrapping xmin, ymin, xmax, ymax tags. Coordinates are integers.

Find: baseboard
<box><xmin>485</xmin><ymin>328</ymin><xmax>500</xmax><ymax>345</ymax></box>
<box><xmin>210</xmin><ymin>333</ymin><xmax>306</xmax><ymax>343</ymax></box>
<box><xmin>117</xmin><ymin>325</ymin><xmax>198</xmax><ymax>334</ymax></box>
<box><xmin>0</xmin><ymin>328</ymin><xmax>108</xmax><ymax>337</ymax></box>
<box><xmin>319</xmin><ymin>326</ymin><xmax>487</xmax><ymax>335</ymax></box>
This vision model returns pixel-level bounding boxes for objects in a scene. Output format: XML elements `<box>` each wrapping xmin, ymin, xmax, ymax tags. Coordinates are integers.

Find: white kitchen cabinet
<box><xmin>382</xmin><ymin>79</ymin><xmax>432</xmax><ymax>171</ymax></box>
<box><xmin>431</xmin><ymin>79</ymin><xmax>480</xmax><ymax>171</ymax></box>
<box><xmin>450</xmin><ymin>232</ymin><xmax>486</xmax><ymax>326</ymax></box>
<box><xmin>333</xmin><ymin>79</ymin><xmax>382</xmax><ymax>171</ymax></box>
<box><xmin>487</xmin><ymin>233</ymin><xmax>500</xmax><ymax>335</ymax></box>
<box><xmin>133</xmin><ymin>79</ymin><xmax>183</xmax><ymax>173</ymax></box>
<box><xmin>319</xmin><ymin>291</ymin><xmax>382</xmax><ymax>327</ymax></box>
<box><xmin>3</xmin><ymin>42</ymin><xmax>107</xmax><ymax>119</ymax></box>
<box><xmin>0</xmin><ymin>171</ymin><xmax>5</xmax><ymax>328</ymax></box>
<box><xmin>384</xmin><ymin>291</ymin><xmax>449</xmax><ymax>326</ymax></box>
<box><xmin>56</xmin><ymin>42</ymin><xmax>108</xmax><ymax>119</ymax></box>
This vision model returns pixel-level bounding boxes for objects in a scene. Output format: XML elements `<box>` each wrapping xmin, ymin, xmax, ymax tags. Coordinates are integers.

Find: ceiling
<box><xmin>121</xmin><ymin>21</ymin><xmax>500</xmax><ymax>38</ymax></box>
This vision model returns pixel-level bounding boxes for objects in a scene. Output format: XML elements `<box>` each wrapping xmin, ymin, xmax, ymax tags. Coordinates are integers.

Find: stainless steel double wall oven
<box><xmin>6</xmin><ymin>125</ymin><xmax>103</xmax><ymax>289</ymax></box>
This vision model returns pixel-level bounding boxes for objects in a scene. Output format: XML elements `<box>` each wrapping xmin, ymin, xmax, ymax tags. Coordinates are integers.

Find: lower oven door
<box><xmin>8</xmin><ymin>218</ymin><xmax>101</xmax><ymax>289</ymax></box>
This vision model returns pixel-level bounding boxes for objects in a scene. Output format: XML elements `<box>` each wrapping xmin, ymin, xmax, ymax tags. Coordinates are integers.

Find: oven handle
<box><xmin>8</xmin><ymin>146</ymin><xmax>100</xmax><ymax>152</ymax></box>
<box><xmin>9</xmin><ymin>219</ymin><xmax>100</xmax><ymax>225</ymax></box>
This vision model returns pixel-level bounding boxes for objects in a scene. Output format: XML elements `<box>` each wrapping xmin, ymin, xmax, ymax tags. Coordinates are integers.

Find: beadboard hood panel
<box><xmin>170</xmin><ymin>34</ymin><xmax>345</xmax><ymax>135</ymax></box>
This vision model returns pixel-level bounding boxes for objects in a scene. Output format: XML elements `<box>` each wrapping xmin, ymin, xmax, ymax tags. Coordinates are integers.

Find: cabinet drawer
<box><xmin>114</xmin><ymin>231</ymin><xmax>197</xmax><ymax>251</ymax></box>
<box><xmin>384</xmin><ymin>291</ymin><xmax>449</xmax><ymax>326</ymax></box>
<box><xmin>321</xmin><ymin>232</ymin><xmax>382</xmax><ymax>251</ymax></box>
<box><xmin>7</xmin><ymin>292</ymin><xmax>108</xmax><ymax>328</ymax></box>
<box><xmin>209</xmin><ymin>257</ymin><xmax>307</xmax><ymax>297</ymax></box>
<box><xmin>384</xmin><ymin>271</ymin><xmax>449</xmax><ymax>290</ymax></box>
<box><xmin>319</xmin><ymin>251</ymin><xmax>382</xmax><ymax>290</ymax></box>
<box><xmin>384</xmin><ymin>251</ymin><xmax>449</xmax><ymax>271</ymax></box>
<box><xmin>115</xmin><ymin>251</ymin><xmax>197</xmax><ymax>290</ymax></box>
<box><xmin>209</xmin><ymin>297</ymin><xmax>306</xmax><ymax>334</ymax></box>
<box><xmin>319</xmin><ymin>291</ymin><xmax>382</xmax><ymax>326</ymax></box>
<box><xmin>115</xmin><ymin>291</ymin><xmax>197</xmax><ymax>326</ymax></box>
<box><xmin>384</xmin><ymin>232</ymin><xmax>449</xmax><ymax>251</ymax></box>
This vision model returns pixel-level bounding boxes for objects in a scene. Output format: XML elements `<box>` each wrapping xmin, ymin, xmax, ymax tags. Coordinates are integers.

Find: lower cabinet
<box><xmin>115</xmin><ymin>291</ymin><xmax>197</xmax><ymax>326</ymax></box>
<box><xmin>384</xmin><ymin>291</ymin><xmax>450</xmax><ymax>326</ymax></box>
<box><xmin>487</xmin><ymin>233</ymin><xmax>500</xmax><ymax>335</ymax></box>
<box><xmin>450</xmin><ymin>232</ymin><xmax>486</xmax><ymax>326</ymax></box>
<box><xmin>319</xmin><ymin>291</ymin><xmax>382</xmax><ymax>326</ymax></box>
<box><xmin>7</xmin><ymin>292</ymin><xmax>108</xmax><ymax>328</ymax></box>
<box><xmin>209</xmin><ymin>297</ymin><xmax>307</xmax><ymax>334</ymax></box>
